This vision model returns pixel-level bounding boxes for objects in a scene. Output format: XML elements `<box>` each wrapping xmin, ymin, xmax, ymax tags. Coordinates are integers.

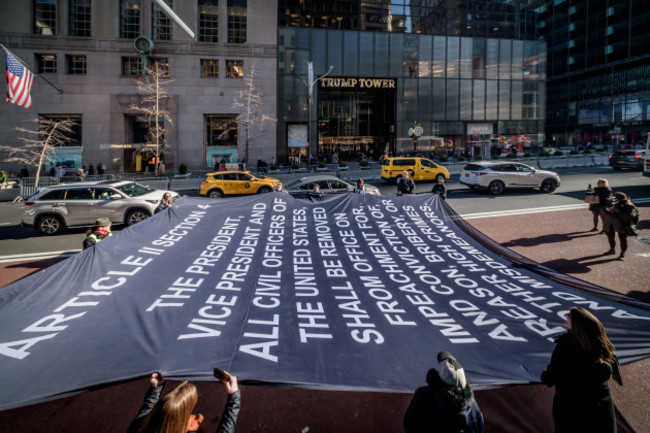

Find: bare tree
<box><xmin>224</xmin><ymin>65</ymin><xmax>276</xmax><ymax>165</ymax></box>
<box><xmin>129</xmin><ymin>62</ymin><xmax>173</xmax><ymax>176</ymax></box>
<box><xmin>0</xmin><ymin>117</ymin><xmax>78</xmax><ymax>190</ymax></box>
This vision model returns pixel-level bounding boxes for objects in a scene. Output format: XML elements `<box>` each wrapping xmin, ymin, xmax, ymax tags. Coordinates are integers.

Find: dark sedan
<box><xmin>609</xmin><ymin>150</ymin><xmax>645</xmax><ymax>170</ymax></box>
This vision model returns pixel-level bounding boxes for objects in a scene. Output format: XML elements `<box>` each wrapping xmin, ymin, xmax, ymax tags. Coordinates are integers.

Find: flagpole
<box><xmin>1</xmin><ymin>43</ymin><xmax>63</xmax><ymax>94</ymax></box>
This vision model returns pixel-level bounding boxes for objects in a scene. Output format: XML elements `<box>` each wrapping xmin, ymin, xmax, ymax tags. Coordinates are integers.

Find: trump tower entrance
<box><xmin>317</xmin><ymin>77</ymin><xmax>396</xmax><ymax>161</ymax></box>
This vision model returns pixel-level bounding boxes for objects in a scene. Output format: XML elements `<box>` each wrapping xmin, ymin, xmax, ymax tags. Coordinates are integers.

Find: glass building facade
<box><xmin>540</xmin><ymin>0</ymin><xmax>650</xmax><ymax>148</ymax></box>
<box><xmin>277</xmin><ymin>1</ymin><xmax>547</xmax><ymax>162</ymax></box>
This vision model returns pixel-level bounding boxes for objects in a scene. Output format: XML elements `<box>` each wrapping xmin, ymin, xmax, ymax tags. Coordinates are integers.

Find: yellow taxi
<box><xmin>199</xmin><ymin>171</ymin><xmax>280</xmax><ymax>198</ymax></box>
<box><xmin>381</xmin><ymin>157</ymin><xmax>450</xmax><ymax>183</ymax></box>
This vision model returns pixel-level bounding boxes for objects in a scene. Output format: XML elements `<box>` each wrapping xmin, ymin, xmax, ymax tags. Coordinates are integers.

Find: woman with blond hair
<box><xmin>541</xmin><ymin>307</ymin><xmax>621</xmax><ymax>433</ymax></box>
<box><xmin>586</xmin><ymin>178</ymin><xmax>612</xmax><ymax>232</ymax></box>
<box><xmin>128</xmin><ymin>372</ymin><xmax>240</xmax><ymax>433</ymax></box>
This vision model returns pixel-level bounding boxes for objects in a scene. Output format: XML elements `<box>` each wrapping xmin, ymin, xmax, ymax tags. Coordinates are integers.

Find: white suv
<box><xmin>460</xmin><ymin>162</ymin><xmax>561</xmax><ymax>195</ymax></box>
<box><xmin>22</xmin><ymin>180</ymin><xmax>179</xmax><ymax>235</ymax></box>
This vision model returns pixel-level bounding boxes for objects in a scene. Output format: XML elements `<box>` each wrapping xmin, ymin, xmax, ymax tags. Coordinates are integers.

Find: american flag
<box><xmin>6</xmin><ymin>50</ymin><xmax>34</xmax><ymax>109</ymax></box>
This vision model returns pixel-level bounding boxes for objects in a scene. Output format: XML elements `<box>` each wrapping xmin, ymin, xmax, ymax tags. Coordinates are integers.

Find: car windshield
<box><xmin>115</xmin><ymin>182</ymin><xmax>152</xmax><ymax>197</ymax></box>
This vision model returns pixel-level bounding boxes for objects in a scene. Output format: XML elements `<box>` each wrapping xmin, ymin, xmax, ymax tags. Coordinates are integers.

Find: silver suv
<box><xmin>22</xmin><ymin>180</ymin><xmax>179</xmax><ymax>235</ymax></box>
<box><xmin>460</xmin><ymin>162</ymin><xmax>561</xmax><ymax>195</ymax></box>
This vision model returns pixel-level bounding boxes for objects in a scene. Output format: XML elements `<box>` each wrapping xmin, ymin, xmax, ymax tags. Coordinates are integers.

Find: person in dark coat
<box><xmin>404</xmin><ymin>351</ymin><xmax>484</xmax><ymax>433</ymax></box>
<box><xmin>541</xmin><ymin>307</ymin><xmax>622</xmax><ymax>433</ymax></box>
<box><xmin>128</xmin><ymin>372</ymin><xmax>240</xmax><ymax>433</ymax></box>
<box><xmin>88</xmin><ymin>163</ymin><xmax>95</xmax><ymax>176</ymax></box>
<box><xmin>431</xmin><ymin>177</ymin><xmax>447</xmax><ymax>200</ymax></box>
<box><xmin>602</xmin><ymin>192</ymin><xmax>639</xmax><ymax>260</ymax></box>
<box><xmin>586</xmin><ymin>178</ymin><xmax>612</xmax><ymax>232</ymax></box>
<box><xmin>397</xmin><ymin>171</ymin><xmax>416</xmax><ymax>195</ymax></box>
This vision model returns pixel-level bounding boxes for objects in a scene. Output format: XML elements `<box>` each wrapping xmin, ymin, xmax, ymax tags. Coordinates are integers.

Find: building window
<box><xmin>226</xmin><ymin>60</ymin><xmax>244</xmax><ymax>78</ymax></box>
<box><xmin>66</xmin><ymin>55</ymin><xmax>87</xmax><ymax>74</ymax></box>
<box><xmin>39</xmin><ymin>115</ymin><xmax>83</xmax><ymax>147</ymax></box>
<box><xmin>201</xmin><ymin>59</ymin><xmax>219</xmax><ymax>77</ymax></box>
<box><xmin>152</xmin><ymin>58</ymin><xmax>170</xmax><ymax>76</ymax></box>
<box><xmin>227</xmin><ymin>0</ymin><xmax>247</xmax><ymax>44</ymax></box>
<box><xmin>199</xmin><ymin>0</ymin><xmax>219</xmax><ymax>42</ymax></box>
<box><xmin>120</xmin><ymin>0</ymin><xmax>141</xmax><ymax>39</ymax></box>
<box><xmin>206</xmin><ymin>115</ymin><xmax>238</xmax><ymax>146</ymax></box>
<box><xmin>122</xmin><ymin>57</ymin><xmax>169</xmax><ymax>76</ymax></box>
<box><xmin>122</xmin><ymin>57</ymin><xmax>143</xmax><ymax>75</ymax></box>
<box><xmin>152</xmin><ymin>0</ymin><xmax>173</xmax><ymax>40</ymax></box>
<box><xmin>36</xmin><ymin>54</ymin><xmax>57</xmax><ymax>73</ymax></box>
<box><xmin>69</xmin><ymin>0</ymin><xmax>91</xmax><ymax>36</ymax></box>
<box><xmin>34</xmin><ymin>0</ymin><xmax>56</xmax><ymax>35</ymax></box>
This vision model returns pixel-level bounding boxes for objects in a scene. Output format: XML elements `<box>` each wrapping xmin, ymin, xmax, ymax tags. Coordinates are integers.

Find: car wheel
<box><xmin>36</xmin><ymin>215</ymin><xmax>65</xmax><ymax>235</ymax></box>
<box><xmin>208</xmin><ymin>189</ymin><xmax>223</xmax><ymax>198</ymax></box>
<box><xmin>257</xmin><ymin>186</ymin><xmax>272</xmax><ymax>194</ymax></box>
<box><xmin>126</xmin><ymin>209</ymin><xmax>150</xmax><ymax>226</ymax></box>
<box><xmin>408</xmin><ymin>170</ymin><xmax>415</xmax><ymax>178</ymax></box>
<box><xmin>436</xmin><ymin>174</ymin><xmax>445</xmax><ymax>182</ymax></box>
<box><xmin>488</xmin><ymin>180</ymin><xmax>505</xmax><ymax>195</ymax></box>
<box><xmin>540</xmin><ymin>179</ymin><xmax>557</xmax><ymax>193</ymax></box>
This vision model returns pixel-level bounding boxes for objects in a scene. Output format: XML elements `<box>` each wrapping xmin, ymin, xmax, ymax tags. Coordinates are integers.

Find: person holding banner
<box><xmin>431</xmin><ymin>177</ymin><xmax>447</xmax><ymax>200</ymax></box>
<box><xmin>354</xmin><ymin>178</ymin><xmax>366</xmax><ymax>194</ymax></box>
<box><xmin>128</xmin><ymin>372</ymin><xmax>240</xmax><ymax>433</ymax></box>
<box><xmin>404</xmin><ymin>351</ymin><xmax>484</xmax><ymax>433</ymax></box>
<box><xmin>155</xmin><ymin>193</ymin><xmax>174</xmax><ymax>214</ymax></box>
<box><xmin>541</xmin><ymin>307</ymin><xmax>621</xmax><ymax>433</ymax></box>
<box><xmin>397</xmin><ymin>171</ymin><xmax>416</xmax><ymax>195</ymax></box>
<box><xmin>82</xmin><ymin>217</ymin><xmax>113</xmax><ymax>250</ymax></box>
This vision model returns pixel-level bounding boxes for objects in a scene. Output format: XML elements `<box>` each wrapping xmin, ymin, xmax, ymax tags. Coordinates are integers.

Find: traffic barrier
<box><xmin>170</xmin><ymin>177</ymin><xmax>203</xmax><ymax>191</ymax></box>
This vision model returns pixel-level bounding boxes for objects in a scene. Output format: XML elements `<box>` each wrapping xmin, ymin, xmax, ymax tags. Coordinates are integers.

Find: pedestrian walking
<box><xmin>603</xmin><ymin>192</ymin><xmax>639</xmax><ymax>260</ymax></box>
<box><xmin>585</xmin><ymin>179</ymin><xmax>612</xmax><ymax>232</ymax></box>
<box><xmin>404</xmin><ymin>351</ymin><xmax>484</xmax><ymax>433</ymax></box>
<box><xmin>88</xmin><ymin>163</ymin><xmax>95</xmax><ymax>176</ymax></box>
<box><xmin>97</xmin><ymin>162</ymin><xmax>104</xmax><ymax>175</ymax></box>
<box><xmin>397</xmin><ymin>171</ymin><xmax>415</xmax><ymax>195</ymax></box>
<box><xmin>432</xmin><ymin>177</ymin><xmax>447</xmax><ymax>200</ymax></box>
<box><xmin>541</xmin><ymin>307</ymin><xmax>622</xmax><ymax>433</ymax></box>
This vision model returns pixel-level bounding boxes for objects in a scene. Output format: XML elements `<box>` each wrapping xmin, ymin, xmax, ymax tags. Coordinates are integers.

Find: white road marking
<box><xmin>457</xmin><ymin>197</ymin><xmax>650</xmax><ymax>220</ymax></box>
<box><xmin>0</xmin><ymin>250</ymin><xmax>80</xmax><ymax>263</ymax></box>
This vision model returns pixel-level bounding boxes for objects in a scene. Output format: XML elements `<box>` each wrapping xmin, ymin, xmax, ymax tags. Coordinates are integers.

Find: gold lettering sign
<box><xmin>320</xmin><ymin>77</ymin><xmax>396</xmax><ymax>89</ymax></box>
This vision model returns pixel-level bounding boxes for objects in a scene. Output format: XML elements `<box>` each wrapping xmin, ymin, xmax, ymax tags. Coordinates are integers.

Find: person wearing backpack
<box><xmin>404</xmin><ymin>351</ymin><xmax>484</xmax><ymax>433</ymax></box>
<box><xmin>603</xmin><ymin>192</ymin><xmax>639</xmax><ymax>260</ymax></box>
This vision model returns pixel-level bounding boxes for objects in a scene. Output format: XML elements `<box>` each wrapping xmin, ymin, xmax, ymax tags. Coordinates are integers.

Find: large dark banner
<box><xmin>1</xmin><ymin>194</ymin><xmax>650</xmax><ymax>410</ymax></box>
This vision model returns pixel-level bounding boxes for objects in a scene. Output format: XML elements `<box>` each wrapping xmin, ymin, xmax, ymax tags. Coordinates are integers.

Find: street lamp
<box><xmin>296</xmin><ymin>62</ymin><xmax>334</xmax><ymax>164</ymax></box>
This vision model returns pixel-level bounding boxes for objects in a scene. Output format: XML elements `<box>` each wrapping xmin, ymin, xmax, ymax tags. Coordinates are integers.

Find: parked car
<box><xmin>381</xmin><ymin>157</ymin><xmax>450</xmax><ymax>183</ymax></box>
<box><xmin>609</xmin><ymin>150</ymin><xmax>645</xmax><ymax>171</ymax></box>
<box><xmin>22</xmin><ymin>180</ymin><xmax>180</xmax><ymax>235</ymax></box>
<box><xmin>460</xmin><ymin>162</ymin><xmax>561</xmax><ymax>195</ymax></box>
<box><xmin>284</xmin><ymin>175</ymin><xmax>380</xmax><ymax>195</ymax></box>
<box><xmin>199</xmin><ymin>171</ymin><xmax>279</xmax><ymax>198</ymax></box>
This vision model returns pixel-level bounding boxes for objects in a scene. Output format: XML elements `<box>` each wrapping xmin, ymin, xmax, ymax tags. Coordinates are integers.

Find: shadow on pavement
<box><xmin>502</xmin><ymin>230</ymin><xmax>601</xmax><ymax>248</ymax></box>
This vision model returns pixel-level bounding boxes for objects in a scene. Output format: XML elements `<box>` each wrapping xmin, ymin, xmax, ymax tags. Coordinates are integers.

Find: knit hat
<box><xmin>437</xmin><ymin>351</ymin><xmax>467</xmax><ymax>389</ymax></box>
<box><xmin>95</xmin><ymin>217</ymin><xmax>111</xmax><ymax>226</ymax></box>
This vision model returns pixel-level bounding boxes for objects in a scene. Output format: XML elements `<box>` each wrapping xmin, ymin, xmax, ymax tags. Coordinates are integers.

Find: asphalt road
<box><xmin>0</xmin><ymin>166</ymin><xmax>648</xmax><ymax>259</ymax></box>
